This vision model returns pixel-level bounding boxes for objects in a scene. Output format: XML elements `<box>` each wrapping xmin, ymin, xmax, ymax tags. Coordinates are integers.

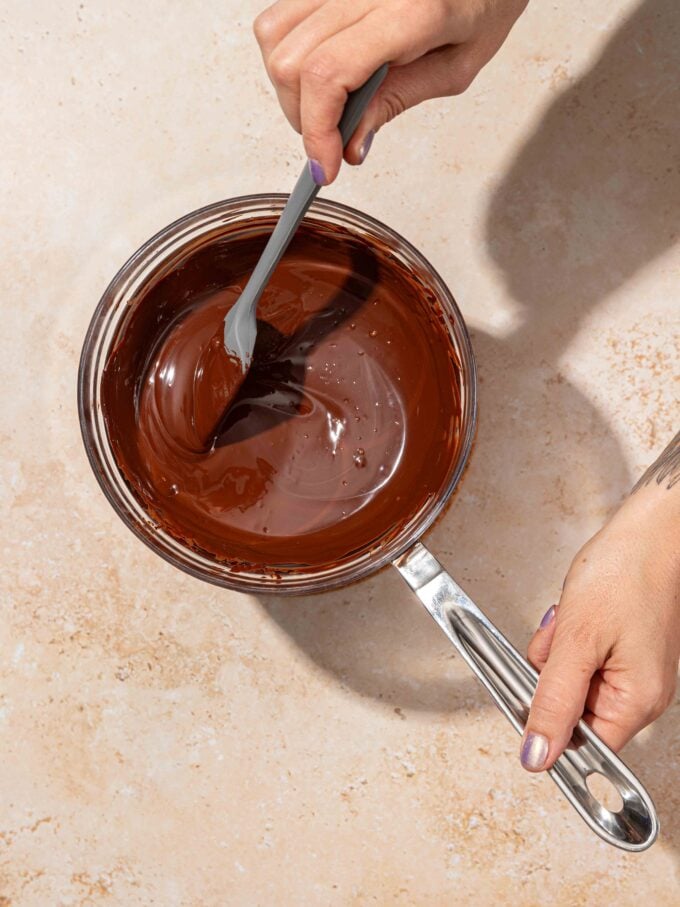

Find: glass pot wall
<box><xmin>78</xmin><ymin>196</ymin><xmax>477</xmax><ymax>594</ymax></box>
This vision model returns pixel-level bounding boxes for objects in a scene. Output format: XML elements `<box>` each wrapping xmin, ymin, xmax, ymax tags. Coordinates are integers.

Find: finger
<box><xmin>526</xmin><ymin>604</ymin><xmax>558</xmax><ymax>671</ymax></box>
<box><xmin>342</xmin><ymin>43</ymin><xmax>488</xmax><ymax>165</ymax></box>
<box><xmin>584</xmin><ymin>715</ymin><xmax>633</xmax><ymax>754</ymax></box>
<box><xmin>582</xmin><ymin>675</ymin><xmax>638</xmax><ymax>752</ymax></box>
<box><xmin>253</xmin><ymin>0</ymin><xmax>326</xmax><ymax>56</ymax></box>
<box><xmin>299</xmin><ymin>15</ymin><xmax>390</xmax><ymax>183</ymax></box>
<box><xmin>263</xmin><ymin>1</ymin><xmax>369</xmax><ymax>132</ymax></box>
<box><xmin>343</xmin><ymin>5</ymin><xmax>527</xmax><ymax>166</ymax></box>
<box><xmin>520</xmin><ymin>614</ymin><xmax>602</xmax><ymax>772</ymax></box>
<box><xmin>584</xmin><ymin>667</ymin><xmax>677</xmax><ymax>752</ymax></box>
<box><xmin>300</xmin><ymin>7</ymin><xmax>462</xmax><ymax>182</ymax></box>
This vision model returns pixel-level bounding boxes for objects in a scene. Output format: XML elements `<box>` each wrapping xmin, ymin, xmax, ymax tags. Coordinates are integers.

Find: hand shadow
<box><xmin>255</xmin><ymin>0</ymin><xmax>680</xmax><ymax>831</ymax></box>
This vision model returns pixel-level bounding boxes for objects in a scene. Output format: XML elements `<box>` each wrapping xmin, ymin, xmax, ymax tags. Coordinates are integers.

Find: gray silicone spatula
<box><xmin>223</xmin><ymin>64</ymin><xmax>389</xmax><ymax>372</ymax></box>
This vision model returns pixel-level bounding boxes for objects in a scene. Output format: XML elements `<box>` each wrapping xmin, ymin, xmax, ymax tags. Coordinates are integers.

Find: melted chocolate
<box><xmin>102</xmin><ymin>219</ymin><xmax>464</xmax><ymax>572</ymax></box>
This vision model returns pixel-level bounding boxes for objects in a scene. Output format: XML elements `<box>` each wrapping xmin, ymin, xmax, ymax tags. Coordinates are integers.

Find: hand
<box><xmin>520</xmin><ymin>437</ymin><xmax>680</xmax><ymax>772</ymax></box>
<box><xmin>253</xmin><ymin>0</ymin><xmax>528</xmax><ymax>184</ymax></box>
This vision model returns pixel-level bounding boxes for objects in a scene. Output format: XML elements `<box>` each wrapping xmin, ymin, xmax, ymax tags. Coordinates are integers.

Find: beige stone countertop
<box><xmin>2</xmin><ymin>0</ymin><xmax>679</xmax><ymax>904</ymax></box>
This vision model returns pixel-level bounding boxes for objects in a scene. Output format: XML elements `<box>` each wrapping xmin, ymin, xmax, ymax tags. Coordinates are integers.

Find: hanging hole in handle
<box><xmin>586</xmin><ymin>772</ymin><xmax>624</xmax><ymax>814</ymax></box>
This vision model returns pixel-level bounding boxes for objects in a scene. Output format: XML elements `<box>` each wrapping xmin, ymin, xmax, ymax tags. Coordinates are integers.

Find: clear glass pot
<box><xmin>77</xmin><ymin>195</ymin><xmax>657</xmax><ymax>851</ymax></box>
<box><xmin>78</xmin><ymin>195</ymin><xmax>477</xmax><ymax>595</ymax></box>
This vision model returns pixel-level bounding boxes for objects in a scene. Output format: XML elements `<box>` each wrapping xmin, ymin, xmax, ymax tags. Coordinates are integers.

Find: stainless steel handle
<box><xmin>394</xmin><ymin>542</ymin><xmax>659</xmax><ymax>852</ymax></box>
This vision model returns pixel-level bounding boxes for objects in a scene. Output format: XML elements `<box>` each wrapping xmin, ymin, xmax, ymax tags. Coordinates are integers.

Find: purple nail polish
<box><xmin>539</xmin><ymin>605</ymin><xmax>556</xmax><ymax>629</ymax></box>
<box><xmin>308</xmin><ymin>159</ymin><xmax>326</xmax><ymax>186</ymax></box>
<box><xmin>359</xmin><ymin>130</ymin><xmax>375</xmax><ymax>163</ymax></box>
<box><xmin>520</xmin><ymin>732</ymin><xmax>549</xmax><ymax>771</ymax></box>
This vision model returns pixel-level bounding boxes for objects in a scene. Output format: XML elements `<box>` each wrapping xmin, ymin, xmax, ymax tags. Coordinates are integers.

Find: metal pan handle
<box><xmin>393</xmin><ymin>542</ymin><xmax>659</xmax><ymax>852</ymax></box>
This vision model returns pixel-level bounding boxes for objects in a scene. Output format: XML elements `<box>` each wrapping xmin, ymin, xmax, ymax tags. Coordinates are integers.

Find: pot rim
<box><xmin>78</xmin><ymin>194</ymin><xmax>478</xmax><ymax>594</ymax></box>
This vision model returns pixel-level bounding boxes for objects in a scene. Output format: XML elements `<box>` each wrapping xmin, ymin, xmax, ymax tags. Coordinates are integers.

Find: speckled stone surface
<box><xmin>2</xmin><ymin>1</ymin><xmax>679</xmax><ymax>904</ymax></box>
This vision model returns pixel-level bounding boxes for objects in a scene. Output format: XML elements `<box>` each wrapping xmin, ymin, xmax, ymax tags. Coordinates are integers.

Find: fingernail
<box><xmin>308</xmin><ymin>158</ymin><xmax>326</xmax><ymax>186</ymax></box>
<box><xmin>539</xmin><ymin>605</ymin><xmax>556</xmax><ymax>629</ymax></box>
<box><xmin>359</xmin><ymin>130</ymin><xmax>375</xmax><ymax>163</ymax></box>
<box><xmin>520</xmin><ymin>732</ymin><xmax>549</xmax><ymax>771</ymax></box>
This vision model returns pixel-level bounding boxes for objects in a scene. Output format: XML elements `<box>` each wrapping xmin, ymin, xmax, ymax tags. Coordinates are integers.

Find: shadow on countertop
<box><xmin>256</xmin><ymin>0</ymin><xmax>680</xmax><ymax>848</ymax></box>
<box><xmin>481</xmin><ymin>0</ymin><xmax>680</xmax><ymax>858</ymax></box>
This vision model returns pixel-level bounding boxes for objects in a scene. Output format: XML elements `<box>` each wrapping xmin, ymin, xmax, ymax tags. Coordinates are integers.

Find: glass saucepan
<box><xmin>78</xmin><ymin>195</ymin><xmax>658</xmax><ymax>851</ymax></box>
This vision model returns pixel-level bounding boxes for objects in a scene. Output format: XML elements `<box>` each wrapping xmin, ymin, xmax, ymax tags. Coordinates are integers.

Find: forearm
<box><xmin>620</xmin><ymin>429</ymin><xmax>680</xmax><ymax>555</ymax></box>
<box><xmin>597</xmin><ymin>430</ymin><xmax>680</xmax><ymax>587</ymax></box>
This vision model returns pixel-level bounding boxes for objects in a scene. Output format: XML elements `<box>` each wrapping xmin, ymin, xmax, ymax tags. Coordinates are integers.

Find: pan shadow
<box><xmin>254</xmin><ymin>0</ymin><xmax>680</xmax><ymax>834</ymax></box>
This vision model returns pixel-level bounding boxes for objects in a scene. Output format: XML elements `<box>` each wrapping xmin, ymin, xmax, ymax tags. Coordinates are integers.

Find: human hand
<box><xmin>520</xmin><ymin>432</ymin><xmax>680</xmax><ymax>771</ymax></box>
<box><xmin>253</xmin><ymin>0</ymin><xmax>528</xmax><ymax>184</ymax></box>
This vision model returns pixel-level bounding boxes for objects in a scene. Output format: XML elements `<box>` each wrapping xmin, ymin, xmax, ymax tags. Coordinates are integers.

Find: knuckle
<box><xmin>637</xmin><ymin>676</ymin><xmax>674</xmax><ymax>720</ymax></box>
<box><xmin>268</xmin><ymin>50</ymin><xmax>299</xmax><ymax>87</ymax></box>
<box><xmin>531</xmin><ymin>667</ymin><xmax>591</xmax><ymax>728</ymax></box>
<box><xmin>303</xmin><ymin>125</ymin><xmax>340</xmax><ymax>164</ymax></box>
<box><xmin>253</xmin><ymin>8</ymin><xmax>277</xmax><ymax>45</ymax></box>
<box><xmin>303</xmin><ymin>126</ymin><xmax>329</xmax><ymax>147</ymax></box>
<box><xmin>301</xmin><ymin>53</ymin><xmax>339</xmax><ymax>86</ymax></box>
<box><xmin>644</xmin><ymin>697</ymin><xmax>665</xmax><ymax>721</ymax></box>
<box><xmin>526</xmin><ymin>637</ymin><xmax>546</xmax><ymax>669</ymax></box>
<box><xmin>398</xmin><ymin>0</ymin><xmax>448</xmax><ymax>32</ymax></box>
<box><xmin>532</xmin><ymin>686</ymin><xmax>573</xmax><ymax>726</ymax></box>
<box><xmin>530</xmin><ymin>696</ymin><xmax>566</xmax><ymax>731</ymax></box>
<box><xmin>379</xmin><ymin>89</ymin><xmax>407</xmax><ymax>124</ymax></box>
<box><xmin>449</xmin><ymin>58</ymin><xmax>479</xmax><ymax>95</ymax></box>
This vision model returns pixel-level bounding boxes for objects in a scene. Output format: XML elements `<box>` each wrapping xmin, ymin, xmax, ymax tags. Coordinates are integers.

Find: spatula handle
<box><xmin>240</xmin><ymin>65</ymin><xmax>389</xmax><ymax>312</ymax></box>
<box><xmin>338</xmin><ymin>63</ymin><xmax>389</xmax><ymax>145</ymax></box>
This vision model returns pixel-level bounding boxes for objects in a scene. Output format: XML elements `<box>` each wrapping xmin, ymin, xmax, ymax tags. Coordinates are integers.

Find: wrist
<box><xmin>626</xmin><ymin>474</ymin><xmax>680</xmax><ymax>524</ymax></box>
<box><xmin>611</xmin><ymin>482</ymin><xmax>680</xmax><ymax>581</ymax></box>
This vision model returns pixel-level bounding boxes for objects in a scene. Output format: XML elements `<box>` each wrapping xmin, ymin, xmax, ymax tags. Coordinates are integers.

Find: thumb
<box><xmin>526</xmin><ymin>604</ymin><xmax>558</xmax><ymax>671</ymax></box>
<box><xmin>520</xmin><ymin>618</ymin><xmax>601</xmax><ymax>772</ymax></box>
<box><xmin>344</xmin><ymin>44</ymin><xmax>481</xmax><ymax>165</ymax></box>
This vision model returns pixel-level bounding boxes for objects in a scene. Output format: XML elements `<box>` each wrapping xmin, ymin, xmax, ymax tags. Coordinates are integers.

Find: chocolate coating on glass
<box><xmin>101</xmin><ymin>220</ymin><xmax>464</xmax><ymax>572</ymax></box>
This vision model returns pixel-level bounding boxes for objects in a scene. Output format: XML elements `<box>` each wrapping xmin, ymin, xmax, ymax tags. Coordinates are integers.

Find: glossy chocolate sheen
<box><xmin>101</xmin><ymin>219</ymin><xmax>464</xmax><ymax>572</ymax></box>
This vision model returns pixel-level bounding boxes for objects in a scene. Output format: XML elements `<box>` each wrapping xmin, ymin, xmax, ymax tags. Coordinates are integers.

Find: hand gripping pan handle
<box><xmin>394</xmin><ymin>542</ymin><xmax>659</xmax><ymax>852</ymax></box>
